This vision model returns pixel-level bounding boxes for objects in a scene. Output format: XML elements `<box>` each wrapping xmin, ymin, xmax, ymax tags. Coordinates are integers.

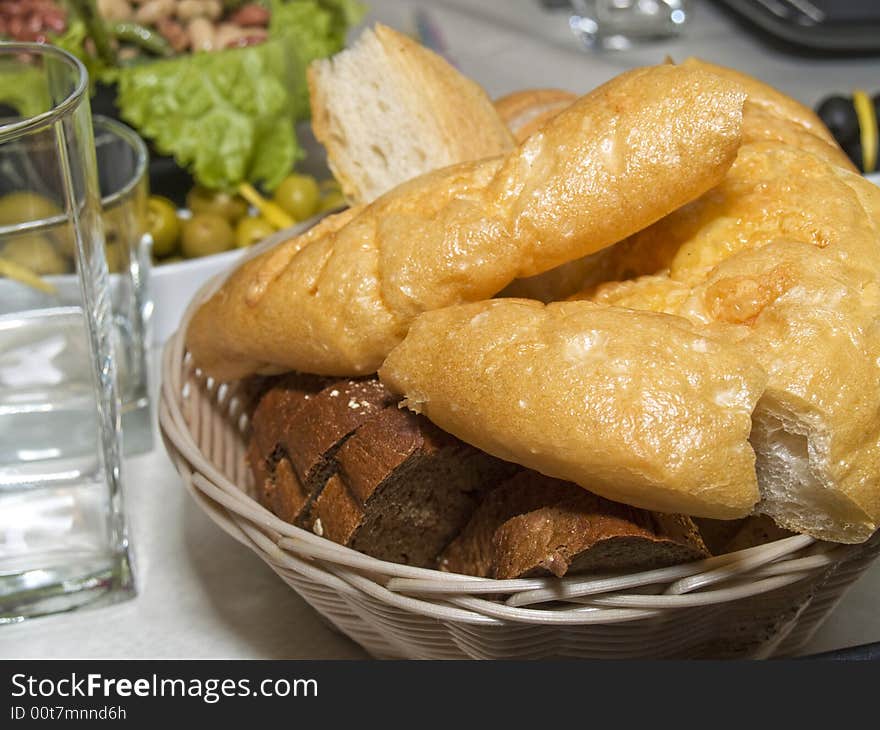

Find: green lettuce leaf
<box><xmin>114</xmin><ymin>0</ymin><xmax>365</xmax><ymax>190</ymax></box>
<box><xmin>116</xmin><ymin>39</ymin><xmax>302</xmax><ymax>191</ymax></box>
<box><xmin>50</xmin><ymin>20</ymin><xmax>117</xmax><ymax>89</ymax></box>
<box><xmin>0</xmin><ymin>65</ymin><xmax>49</xmax><ymax>118</ymax></box>
<box><xmin>270</xmin><ymin>0</ymin><xmax>367</xmax><ymax>118</ymax></box>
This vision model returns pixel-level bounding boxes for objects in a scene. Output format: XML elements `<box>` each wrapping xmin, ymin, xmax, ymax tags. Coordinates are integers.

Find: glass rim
<box><xmin>0</xmin><ymin>115</ymin><xmax>149</xmax><ymax>236</ymax></box>
<box><xmin>0</xmin><ymin>42</ymin><xmax>89</xmax><ymax>145</ymax></box>
<box><xmin>93</xmin><ymin>115</ymin><xmax>149</xmax><ymax>211</ymax></box>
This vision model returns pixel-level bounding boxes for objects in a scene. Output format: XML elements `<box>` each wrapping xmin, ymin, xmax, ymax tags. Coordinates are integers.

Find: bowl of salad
<box><xmin>1</xmin><ymin>0</ymin><xmax>361</xmax><ymax>340</ymax></box>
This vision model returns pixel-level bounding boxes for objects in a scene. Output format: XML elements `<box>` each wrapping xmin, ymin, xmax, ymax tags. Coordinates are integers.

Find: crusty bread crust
<box><xmin>380</xmin><ymin>299</ymin><xmax>767</xmax><ymax>519</ymax></box>
<box><xmin>187</xmin><ymin>64</ymin><xmax>745</xmax><ymax>380</ymax></box>
<box><xmin>559</xmin><ymin>147</ymin><xmax>880</xmax><ymax>541</ymax></box>
<box><xmin>681</xmin><ymin>58</ymin><xmax>836</xmax><ymax>144</ymax></box>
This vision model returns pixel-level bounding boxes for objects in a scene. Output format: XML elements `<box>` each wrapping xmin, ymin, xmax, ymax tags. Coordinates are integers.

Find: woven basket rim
<box><xmin>157</xmin><ymin>222</ymin><xmax>868</xmax><ymax>627</ymax></box>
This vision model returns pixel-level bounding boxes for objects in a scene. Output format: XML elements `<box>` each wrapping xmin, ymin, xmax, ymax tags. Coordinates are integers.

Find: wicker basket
<box><xmin>159</xmin><ymin>269</ymin><xmax>880</xmax><ymax>660</ymax></box>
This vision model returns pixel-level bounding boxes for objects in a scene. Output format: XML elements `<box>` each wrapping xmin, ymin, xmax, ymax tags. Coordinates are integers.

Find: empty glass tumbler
<box><xmin>570</xmin><ymin>0</ymin><xmax>691</xmax><ymax>49</ymax></box>
<box><xmin>0</xmin><ymin>43</ymin><xmax>139</xmax><ymax>621</ymax></box>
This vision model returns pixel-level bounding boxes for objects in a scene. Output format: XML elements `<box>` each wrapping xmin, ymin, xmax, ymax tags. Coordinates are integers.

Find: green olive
<box><xmin>319</xmin><ymin>190</ymin><xmax>346</xmax><ymax>213</ymax></box>
<box><xmin>272</xmin><ymin>173</ymin><xmax>320</xmax><ymax>221</ymax></box>
<box><xmin>0</xmin><ymin>192</ymin><xmax>62</xmax><ymax>226</ymax></box>
<box><xmin>181</xmin><ymin>213</ymin><xmax>235</xmax><ymax>258</ymax></box>
<box><xmin>147</xmin><ymin>196</ymin><xmax>181</xmax><ymax>258</ymax></box>
<box><xmin>186</xmin><ymin>186</ymin><xmax>248</xmax><ymax>223</ymax></box>
<box><xmin>1</xmin><ymin>234</ymin><xmax>68</xmax><ymax>275</ymax></box>
<box><xmin>235</xmin><ymin>215</ymin><xmax>274</xmax><ymax>248</ymax></box>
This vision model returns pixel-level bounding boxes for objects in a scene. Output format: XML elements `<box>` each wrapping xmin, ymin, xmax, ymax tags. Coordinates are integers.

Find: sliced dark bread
<box><xmin>249</xmin><ymin>375</ymin><xmax>396</xmax><ymax>524</ymax></box>
<box><xmin>692</xmin><ymin>517</ymin><xmax>748</xmax><ymax>555</ymax></box>
<box><xmin>439</xmin><ymin>471</ymin><xmax>709</xmax><ymax>579</ymax></box>
<box><xmin>311</xmin><ymin>405</ymin><xmax>520</xmax><ymax>567</ymax></box>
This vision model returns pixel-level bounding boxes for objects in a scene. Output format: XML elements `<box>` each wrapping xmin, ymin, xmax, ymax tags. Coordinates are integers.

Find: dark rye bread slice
<box><xmin>439</xmin><ymin>471</ymin><xmax>709</xmax><ymax>579</ymax></box>
<box><xmin>249</xmin><ymin>374</ymin><xmax>396</xmax><ymax>524</ymax></box>
<box><xmin>311</xmin><ymin>405</ymin><xmax>520</xmax><ymax>567</ymax></box>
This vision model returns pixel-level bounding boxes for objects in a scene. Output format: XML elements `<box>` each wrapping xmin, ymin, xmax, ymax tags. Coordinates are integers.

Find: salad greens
<box><xmin>65</xmin><ymin>0</ymin><xmax>365</xmax><ymax>191</ymax></box>
<box><xmin>270</xmin><ymin>0</ymin><xmax>365</xmax><ymax>117</ymax></box>
<box><xmin>116</xmin><ymin>37</ymin><xmax>300</xmax><ymax>192</ymax></box>
<box><xmin>0</xmin><ymin>66</ymin><xmax>50</xmax><ymax>119</ymax></box>
<box><xmin>51</xmin><ymin>20</ymin><xmax>117</xmax><ymax>89</ymax></box>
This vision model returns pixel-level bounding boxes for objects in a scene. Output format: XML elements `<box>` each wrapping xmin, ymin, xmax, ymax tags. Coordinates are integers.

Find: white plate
<box><xmin>150</xmin><ymin>248</ymin><xmax>248</xmax><ymax>344</ymax></box>
<box><xmin>150</xmin><ymin>211</ymin><xmax>337</xmax><ymax>344</ymax></box>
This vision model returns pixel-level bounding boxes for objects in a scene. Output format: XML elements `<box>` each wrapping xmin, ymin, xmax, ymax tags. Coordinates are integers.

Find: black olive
<box><xmin>817</xmin><ymin>95</ymin><xmax>860</xmax><ymax>146</ymax></box>
<box><xmin>840</xmin><ymin>136</ymin><xmax>863</xmax><ymax>171</ymax></box>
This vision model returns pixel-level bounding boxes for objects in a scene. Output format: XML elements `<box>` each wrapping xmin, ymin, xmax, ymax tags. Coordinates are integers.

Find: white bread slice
<box><xmin>307</xmin><ymin>23</ymin><xmax>514</xmax><ymax>205</ymax></box>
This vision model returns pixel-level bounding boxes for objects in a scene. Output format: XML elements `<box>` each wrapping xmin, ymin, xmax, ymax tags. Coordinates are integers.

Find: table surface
<box><xmin>4</xmin><ymin>0</ymin><xmax>880</xmax><ymax>659</ymax></box>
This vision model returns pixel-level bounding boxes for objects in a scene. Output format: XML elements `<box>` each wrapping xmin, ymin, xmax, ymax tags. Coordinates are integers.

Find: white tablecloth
<box><xmin>3</xmin><ymin>0</ymin><xmax>880</xmax><ymax>659</ymax></box>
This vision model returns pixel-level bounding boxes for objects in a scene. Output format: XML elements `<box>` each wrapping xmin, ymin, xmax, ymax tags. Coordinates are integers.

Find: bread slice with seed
<box><xmin>311</xmin><ymin>405</ymin><xmax>519</xmax><ymax>567</ymax></box>
<box><xmin>249</xmin><ymin>375</ymin><xmax>396</xmax><ymax>524</ymax></box>
<box><xmin>307</xmin><ymin>23</ymin><xmax>514</xmax><ymax>205</ymax></box>
<box><xmin>440</xmin><ymin>471</ymin><xmax>709</xmax><ymax>579</ymax></box>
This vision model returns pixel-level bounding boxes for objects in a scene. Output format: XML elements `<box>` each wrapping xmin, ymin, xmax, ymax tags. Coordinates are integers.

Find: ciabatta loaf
<box><xmin>307</xmin><ymin>23</ymin><xmax>514</xmax><ymax>205</ymax></box>
<box><xmin>187</xmin><ymin>64</ymin><xmax>745</xmax><ymax>380</ymax></box>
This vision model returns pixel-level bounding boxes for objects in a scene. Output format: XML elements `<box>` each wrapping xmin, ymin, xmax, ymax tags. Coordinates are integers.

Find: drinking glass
<box><xmin>570</xmin><ymin>0</ymin><xmax>691</xmax><ymax>50</ymax></box>
<box><xmin>0</xmin><ymin>43</ymin><xmax>135</xmax><ymax>621</ymax></box>
<box><xmin>92</xmin><ymin>115</ymin><xmax>152</xmax><ymax>454</ymax></box>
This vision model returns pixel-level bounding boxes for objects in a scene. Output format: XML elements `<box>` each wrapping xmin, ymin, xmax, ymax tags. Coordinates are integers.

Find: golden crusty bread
<box><xmin>379</xmin><ymin>299</ymin><xmax>767</xmax><ymax>519</ymax></box>
<box><xmin>502</xmin><ymin>60</ymin><xmax>856</xmax><ymax>303</ymax></box>
<box><xmin>680</xmin><ymin>58</ymin><xmax>835</xmax><ymax>143</ymax></box>
<box><xmin>682</xmin><ymin>241</ymin><xmax>880</xmax><ymax>542</ymax></box>
<box><xmin>569</xmin><ymin>145</ymin><xmax>880</xmax><ymax>542</ymax></box>
<box><xmin>493</xmin><ymin>88</ymin><xmax>577</xmax><ymax>143</ymax></box>
<box><xmin>308</xmin><ymin>24</ymin><xmax>514</xmax><ymax>205</ymax></box>
<box><xmin>588</xmin><ymin>142</ymin><xmax>880</xmax><ymax>291</ymax></box>
<box><xmin>187</xmin><ymin>64</ymin><xmax>745</xmax><ymax>381</ymax></box>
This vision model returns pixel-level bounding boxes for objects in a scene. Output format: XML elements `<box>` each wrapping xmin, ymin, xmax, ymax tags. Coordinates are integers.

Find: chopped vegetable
<box><xmin>111</xmin><ymin>21</ymin><xmax>174</xmax><ymax>57</ymax></box>
<box><xmin>0</xmin><ymin>257</ymin><xmax>58</xmax><ymax>295</ymax></box>
<box><xmin>238</xmin><ymin>182</ymin><xmax>294</xmax><ymax>229</ymax></box>
<box><xmin>69</xmin><ymin>0</ymin><xmax>118</xmax><ymax>66</ymax></box>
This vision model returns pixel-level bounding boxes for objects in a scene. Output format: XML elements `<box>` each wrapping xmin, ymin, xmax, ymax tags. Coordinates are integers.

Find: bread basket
<box><xmin>159</xmin><ymin>229</ymin><xmax>880</xmax><ymax>660</ymax></box>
